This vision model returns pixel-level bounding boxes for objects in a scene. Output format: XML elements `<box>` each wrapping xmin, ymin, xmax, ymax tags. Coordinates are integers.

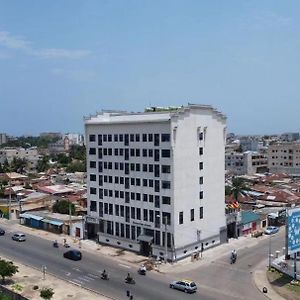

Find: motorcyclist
<box><xmin>101</xmin><ymin>269</ymin><xmax>108</xmax><ymax>279</ymax></box>
<box><xmin>126</xmin><ymin>273</ymin><xmax>133</xmax><ymax>282</ymax></box>
<box><xmin>53</xmin><ymin>240</ymin><xmax>58</xmax><ymax>247</ymax></box>
<box><xmin>231</xmin><ymin>249</ymin><xmax>237</xmax><ymax>263</ymax></box>
<box><xmin>139</xmin><ymin>264</ymin><xmax>146</xmax><ymax>273</ymax></box>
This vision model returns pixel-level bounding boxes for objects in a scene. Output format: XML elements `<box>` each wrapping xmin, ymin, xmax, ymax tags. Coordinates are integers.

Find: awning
<box><xmin>42</xmin><ymin>219</ymin><xmax>64</xmax><ymax>226</ymax></box>
<box><xmin>19</xmin><ymin>213</ymin><xmax>44</xmax><ymax>221</ymax></box>
<box><xmin>138</xmin><ymin>234</ymin><xmax>153</xmax><ymax>243</ymax></box>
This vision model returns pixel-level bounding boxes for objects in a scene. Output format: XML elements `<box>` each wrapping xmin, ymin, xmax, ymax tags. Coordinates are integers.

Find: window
<box><xmin>161</xmin><ymin>149</ymin><xmax>171</xmax><ymax>158</ymax></box>
<box><xmin>143</xmin><ymin>194</ymin><xmax>148</xmax><ymax>202</ymax></box>
<box><xmin>162</xmin><ymin>196</ymin><xmax>171</xmax><ymax>205</ymax></box>
<box><xmin>131</xmin><ymin>192</ymin><xmax>135</xmax><ymax>200</ymax></box>
<box><xmin>199</xmin><ymin>132</ymin><xmax>203</xmax><ymax>140</ymax></box>
<box><xmin>162</xmin><ymin>181</ymin><xmax>171</xmax><ymax>189</ymax></box>
<box><xmin>120</xmin><ymin>205</ymin><xmax>124</xmax><ymax>217</ymax></box>
<box><xmin>154</xmin><ymin>165</ymin><xmax>160</xmax><ymax>177</ymax></box>
<box><xmin>124</xmin><ymin>134</ymin><xmax>129</xmax><ymax>146</ymax></box>
<box><xmin>136</xmin><ymin>163</ymin><xmax>140</xmax><ymax>172</ymax></box>
<box><xmin>190</xmin><ymin>209</ymin><xmax>194</xmax><ymax>221</ymax></box>
<box><xmin>109</xmin><ymin>203</ymin><xmax>113</xmax><ymax>215</ymax></box>
<box><xmin>162</xmin><ymin>212</ymin><xmax>171</xmax><ymax>225</ymax></box>
<box><xmin>143</xmin><ymin>164</ymin><xmax>148</xmax><ymax>172</ymax></box>
<box><xmin>103</xmin><ymin>134</ymin><xmax>107</xmax><ymax>142</ymax></box>
<box><xmin>154</xmin><ymin>134</ymin><xmax>160</xmax><ymax>146</ymax></box>
<box><xmin>99</xmin><ymin>189</ymin><xmax>103</xmax><ymax>199</ymax></box>
<box><xmin>199</xmin><ymin>162</ymin><xmax>203</xmax><ymax>170</ymax></box>
<box><xmin>179</xmin><ymin>212</ymin><xmax>183</xmax><ymax>224</ymax></box>
<box><xmin>149</xmin><ymin>179</ymin><xmax>154</xmax><ymax>187</ymax></box>
<box><xmin>149</xmin><ymin>210</ymin><xmax>154</xmax><ymax>222</ymax></box>
<box><xmin>154</xmin><ymin>149</ymin><xmax>160</xmax><ymax>161</ymax></box>
<box><xmin>130</xmin><ymin>134</ymin><xmax>134</xmax><ymax>142</ymax></box>
<box><xmin>199</xmin><ymin>177</ymin><xmax>203</xmax><ymax>184</ymax></box>
<box><xmin>90</xmin><ymin>174</ymin><xmax>96</xmax><ymax>181</ymax></box>
<box><xmin>90</xmin><ymin>201</ymin><xmax>97</xmax><ymax>212</ymax></box>
<box><xmin>143</xmin><ymin>179</ymin><xmax>148</xmax><ymax>187</ymax></box>
<box><xmin>155</xmin><ymin>195</ymin><xmax>160</xmax><ymax>208</ymax></box>
<box><xmin>99</xmin><ymin>202</ymin><xmax>103</xmax><ymax>216</ymax></box>
<box><xmin>89</xmin><ymin>134</ymin><xmax>96</xmax><ymax>142</ymax></box>
<box><xmin>199</xmin><ymin>191</ymin><xmax>203</xmax><ymax>199</ymax></box>
<box><xmin>143</xmin><ymin>209</ymin><xmax>148</xmax><ymax>221</ymax></box>
<box><xmin>115</xmin><ymin>205</ymin><xmax>119</xmax><ymax>216</ymax></box>
<box><xmin>149</xmin><ymin>164</ymin><xmax>154</xmax><ymax>172</ymax></box>
<box><xmin>104</xmin><ymin>203</ymin><xmax>108</xmax><ymax>214</ymax></box>
<box><xmin>162</xmin><ymin>165</ymin><xmax>171</xmax><ymax>173</ymax></box>
<box><xmin>161</xmin><ymin>133</ymin><xmax>170</xmax><ymax>142</ymax></box>
<box><xmin>119</xmin><ymin>134</ymin><xmax>123</xmax><ymax>142</ymax></box>
<box><xmin>143</xmin><ymin>149</ymin><xmax>147</xmax><ymax>157</ymax></box>
<box><xmin>114</xmin><ymin>134</ymin><xmax>118</xmax><ymax>142</ymax></box>
<box><xmin>148</xmin><ymin>134</ymin><xmax>153</xmax><ymax>142</ymax></box>
<box><xmin>155</xmin><ymin>180</ymin><xmax>160</xmax><ymax>192</ymax></box>
<box><xmin>136</xmin><ymin>193</ymin><xmax>141</xmax><ymax>201</ymax></box>
<box><xmin>148</xmin><ymin>149</ymin><xmax>153</xmax><ymax>157</ymax></box>
<box><xmin>90</xmin><ymin>187</ymin><xmax>97</xmax><ymax>195</ymax></box>
<box><xmin>136</xmin><ymin>149</ymin><xmax>140</xmax><ymax>157</ymax></box>
<box><xmin>131</xmin><ymin>207</ymin><xmax>135</xmax><ymax>219</ymax></box>
<box><xmin>114</xmin><ymin>148</ymin><xmax>119</xmax><ymax>156</ymax></box>
<box><xmin>98</xmin><ymin>134</ymin><xmax>102</xmax><ymax>145</ymax></box>
<box><xmin>108</xmin><ymin>134</ymin><xmax>112</xmax><ymax>142</ymax></box>
<box><xmin>90</xmin><ymin>161</ymin><xmax>96</xmax><ymax>168</ymax></box>
<box><xmin>130</xmin><ymin>148</ymin><xmax>135</xmax><ymax>157</ymax></box>
<box><xmin>143</xmin><ymin>134</ymin><xmax>147</xmax><ymax>142</ymax></box>
<box><xmin>108</xmin><ymin>148</ymin><xmax>112</xmax><ymax>156</ymax></box>
<box><xmin>135</xmin><ymin>134</ymin><xmax>140</xmax><ymax>142</ymax></box>
<box><xmin>130</xmin><ymin>163</ymin><xmax>135</xmax><ymax>171</ymax></box>
<box><xmin>115</xmin><ymin>162</ymin><xmax>119</xmax><ymax>170</ymax></box>
<box><xmin>89</xmin><ymin>148</ymin><xmax>96</xmax><ymax>155</ymax></box>
<box><xmin>200</xmin><ymin>207</ymin><xmax>203</xmax><ymax>219</ymax></box>
<box><xmin>131</xmin><ymin>226</ymin><xmax>136</xmax><ymax>240</ymax></box>
<box><xmin>199</xmin><ymin>147</ymin><xmax>203</xmax><ymax>155</ymax></box>
<box><xmin>136</xmin><ymin>208</ymin><xmax>141</xmax><ymax>220</ymax></box>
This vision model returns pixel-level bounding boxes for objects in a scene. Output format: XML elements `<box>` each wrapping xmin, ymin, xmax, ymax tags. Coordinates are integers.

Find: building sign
<box><xmin>85</xmin><ymin>216</ymin><xmax>99</xmax><ymax>224</ymax></box>
<box><xmin>287</xmin><ymin>208</ymin><xmax>300</xmax><ymax>254</ymax></box>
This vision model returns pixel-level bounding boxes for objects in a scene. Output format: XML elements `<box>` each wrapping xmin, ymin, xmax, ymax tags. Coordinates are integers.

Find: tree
<box><xmin>52</xmin><ymin>200</ymin><xmax>75</xmax><ymax>215</ymax></box>
<box><xmin>37</xmin><ymin>156</ymin><xmax>50</xmax><ymax>172</ymax></box>
<box><xmin>10</xmin><ymin>157</ymin><xmax>27</xmax><ymax>173</ymax></box>
<box><xmin>66</xmin><ymin>161</ymin><xmax>86</xmax><ymax>173</ymax></box>
<box><xmin>40</xmin><ymin>288</ymin><xmax>54</xmax><ymax>300</ymax></box>
<box><xmin>2</xmin><ymin>159</ymin><xmax>10</xmax><ymax>173</ymax></box>
<box><xmin>69</xmin><ymin>145</ymin><xmax>86</xmax><ymax>161</ymax></box>
<box><xmin>230</xmin><ymin>177</ymin><xmax>247</xmax><ymax>201</ymax></box>
<box><xmin>0</xmin><ymin>259</ymin><xmax>19</xmax><ymax>283</ymax></box>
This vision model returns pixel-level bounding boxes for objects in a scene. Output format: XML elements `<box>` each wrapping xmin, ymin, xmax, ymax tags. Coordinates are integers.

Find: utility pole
<box><xmin>268</xmin><ymin>236</ymin><xmax>272</xmax><ymax>270</ymax></box>
<box><xmin>68</xmin><ymin>200</ymin><xmax>72</xmax><ymax>235</ymax></box>
<box><xmin>8</xmin><ymin>180</ymin><xmax>11</xmax><ymax>220</ymax></box>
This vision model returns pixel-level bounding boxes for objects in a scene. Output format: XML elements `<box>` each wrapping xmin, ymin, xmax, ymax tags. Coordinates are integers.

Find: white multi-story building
<box><xmin>85</xmin><ymin>104</ymin><xmax>227</xmax><ymax>261</ymax></box>
<box><xmin>0</xmin><ymin>147</ymin><xmax>40</xmax><ymax>170</ymax></box>
<box><xmin>0</xmin><ymin>133</ymin><xmax>8</xmax><ymax>146</ymax></box>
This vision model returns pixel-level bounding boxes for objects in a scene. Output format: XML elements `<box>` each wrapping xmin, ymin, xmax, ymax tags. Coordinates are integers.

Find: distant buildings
<box><xmin>0</xmin><ymin>133</ymin><xmax>8</xmax><ymax>146</ymax></box>
<box><xmin>85</xmin><ymin>104</ymin><xmax>227</xmax><ymax>261</ymax></box>
<box><xmin>225</xmin><ymin>151</ymin><xmax>268</xmax><ymax>175</ymax></box>
<box><xmin>268</xmin><ymin>142</ymin><xmax>300</xmax><ymax>175</ymax></box>
<box><xmin>0</xmin><ymin>147</ymin><xmax>40</xmax><ymax>170</ymax></box>
<box><xmin>280</xmin><ymin>132</ymin><xmax>299</xmax><ymax>142</ymax></box>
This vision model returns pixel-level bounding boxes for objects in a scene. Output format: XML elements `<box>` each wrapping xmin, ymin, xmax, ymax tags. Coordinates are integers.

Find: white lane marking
<box><xmin>87</xmin><ymin>273</ymin><xmax>100</xmax><ymax>279</ymax></box>
<box><xmin>69</xmin><ymin>279</ymin><xmax>82</xmax><ymax>286</ymax></box>
<box><xmin>66</xmin><ymin>272</ymin><xmax>71</xmax><ymax>276</ymax></box>
<box><xmin>119</xmin><ymin>264</ymin><xmax>131</xmax><ymax>269</ymax></box>
<box><xmin>72</xmin><ymin>268</ymin><xmax>81</xmax><ymax>272</ymax></box>
<box><xmin>77</xmin><ymin>276</ymin><xmax>93</xmax><ymax>282</ymax></box>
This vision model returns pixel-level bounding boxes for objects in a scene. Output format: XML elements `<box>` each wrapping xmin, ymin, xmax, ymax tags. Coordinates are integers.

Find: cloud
<box><xmin>0</xmin><ymin>30</ymin><xmax>91</xmax><ymax>59</ymax></box>
<box><xmin>0</xmin><ymin>31</ymin><xmax>30</xmax><ymax>50</ymax></box>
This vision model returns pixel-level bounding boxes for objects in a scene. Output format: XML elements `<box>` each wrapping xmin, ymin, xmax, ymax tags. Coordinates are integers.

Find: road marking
<box><xmin>69</xmin><ymin>279</ymin><xmax>82</xmax><ymax>286</ymax></box>
<box><xmin>66</xmin><ymin>272</ymin><xmax>71</xmax><ymax>276</ymax></box>
<box><xmin>72</xmin><ymin>267</ymin><xmax>81</xmax><ymax>272</ymax></box>
<box><xmin>87</xmin><ymin>273</ymin><xmax>100</xmax><ymax>279</ymax></box>
<box><xmin>119</xmin><ymin>263</ymin><xmax>131</xmax><ymax>269</ymax></box>
<box><xmin>78</xmin><ymin>275</ymin><xmax>94</xmax><ymax>282</ymax></box>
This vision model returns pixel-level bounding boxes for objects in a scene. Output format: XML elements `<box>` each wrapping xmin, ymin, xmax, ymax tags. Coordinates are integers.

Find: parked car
<box><xmin>0</xmin><ymin>228</ymin><xmax>5</xmax><ymax>236</ymax></box>
<box><xmin>264</xmin><ymin>226</ymin><xmax>279</xmax><ymax>235</ymax></box>
<box><xmin>63</xmin><ymin>250</ymin><xmax>82</xmax><ymax>261</ymax></box>
<box><xmin>12</xmin><ymin>232</ymin><xmax>26</xmax><ymax>241</ymax></box>
<box><xmin>169</xmin><ymin>279</ymin><xmax>197</xmax><ymax>293</ymax></box>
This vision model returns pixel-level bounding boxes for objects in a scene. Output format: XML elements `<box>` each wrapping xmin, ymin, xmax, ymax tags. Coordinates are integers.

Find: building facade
<box><xmin>85</xmin><ymin>105</ymin><xmax>227</xmax><ymax>261</ymax></box>
<box><xmin>0</xmin><ymin>147</ymin><xmax>40</xmax><ymax>170</ymax></box>
<box><xmin>226</xmin><ymin>151</ymin><xmax>267</xmax><ymax>175</ymax></box>
<box><xmin>268</xmin><ymin>142</ymin><xmax>300</xmax><ymax>175</ymax></box>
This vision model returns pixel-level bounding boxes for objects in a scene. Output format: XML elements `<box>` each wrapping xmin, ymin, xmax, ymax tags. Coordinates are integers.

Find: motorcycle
<box><xmin>53</xmin><ymin>241</ymin><xmax>59</xmax><ymax>248</ymax></box>
<box><xmin>138</xmin><ymin>268</ymin><xmax>146</xmax><ymax>275</ymax></box>
<box><xmin>101</xmin><ymin>273</ymin><xmax>109</xmax><ymax>280</ymax></box>
<box><xmin>230</xmin><ymin>254</ymin><xmax>237</xmax><ymax>264</ymax></box>
<box><xmin>125</xmin><ymin>277</ymin><xmax>135</xmax><ymax>284</ymax></box>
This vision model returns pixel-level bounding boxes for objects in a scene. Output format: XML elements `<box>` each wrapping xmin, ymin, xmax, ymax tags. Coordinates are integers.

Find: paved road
<box><xmin>0</xmin><ymin>224</ymin><xmax>285</xmax><ymax>300</ymax></box>
<box><xmin>176</xmin><ymin>230</ymin><xmax>286</xmax><ymax>300</ymax></box>
<box><xmin>0</xmin><ymin>225</ymin><xmax>219</xmax><ymax>300</ymax></box>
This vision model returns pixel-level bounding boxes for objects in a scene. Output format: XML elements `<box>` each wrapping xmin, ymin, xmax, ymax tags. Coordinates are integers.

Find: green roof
<box><xmin>241</xmin><ymin>211</ymin><xmax>260</xmax><ymax>225</ymax></box>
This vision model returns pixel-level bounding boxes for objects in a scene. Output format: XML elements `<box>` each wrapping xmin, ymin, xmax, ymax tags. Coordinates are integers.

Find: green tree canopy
<box><xmin>0</xmin><ymin>259</ymin><xmax>19</xmax><ymax>283</ymax></box>
<box><xmin>40</xmin><ymin>288</ymin><xmax>54</xmax><ymax>300</ymax></box>
<box><xmin>52</xmin><ymin>200</ymin><xmax>75</xmax><ymax>215</ymax></box>
<box><xmin>230</xmin><ymin>177</ymin><xmax>247</xmax><ymax>200</ymax></box>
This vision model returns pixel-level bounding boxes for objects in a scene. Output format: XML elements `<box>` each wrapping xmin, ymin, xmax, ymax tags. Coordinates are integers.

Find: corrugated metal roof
<box><xmin>241</xmin><ymin>211</ymin><xmax>260</xmax><ymax>225</ymax></box>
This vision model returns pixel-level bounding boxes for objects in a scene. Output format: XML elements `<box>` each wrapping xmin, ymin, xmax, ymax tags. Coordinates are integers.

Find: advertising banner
<box><xmin>287</xmin><ymin>207</ymin><xmax>300</xmax><ymax>254</ymax></box>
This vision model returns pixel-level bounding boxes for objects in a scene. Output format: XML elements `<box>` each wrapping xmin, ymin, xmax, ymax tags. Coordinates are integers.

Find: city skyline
<box><xmin>1</xmin><ymin>1</ymin><xmax>299</xmax><ymax>135</ymax></box>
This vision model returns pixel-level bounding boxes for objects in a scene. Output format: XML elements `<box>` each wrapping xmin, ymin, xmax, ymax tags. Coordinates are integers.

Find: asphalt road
<box><xmin>0</xmin><ymin>225</ymin><xmax>285</xmax><ymax>300</ymax></box>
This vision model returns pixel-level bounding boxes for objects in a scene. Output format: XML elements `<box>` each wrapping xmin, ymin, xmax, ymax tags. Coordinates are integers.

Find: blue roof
<box><xmin>241</xmin><ymin>211</ymin><xmax>260</xmax><ymax>225</ymax></box>
<box><xmin>19</xmin><ymin>213</ymin><xmax>44</xmax><ymax>221</ymax></box>
<box><xmin>42</xmin><ymin>219</ymin><xmax>64</xmax><ymax>226</ymax></box>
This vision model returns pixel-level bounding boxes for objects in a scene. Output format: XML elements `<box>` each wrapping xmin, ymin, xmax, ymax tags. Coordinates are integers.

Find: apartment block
<box><xmin>85</xmin><ymin>104</ymin><xmax>227</xmax><ymax>261</ymax></box>
<box><xmin>268</xmin><ymin>142</ymin><xmax>300</xmax><ymax>175</ymax></box>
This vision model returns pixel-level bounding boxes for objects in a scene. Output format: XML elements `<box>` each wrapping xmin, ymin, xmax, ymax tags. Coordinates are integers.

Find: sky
<box><xmin>0</xmin><ymin>0</ymin><xmax>299</xmax><ymax>136</ymax></box>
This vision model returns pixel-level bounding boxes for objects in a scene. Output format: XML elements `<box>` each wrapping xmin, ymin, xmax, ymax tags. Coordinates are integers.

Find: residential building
<box><xmin>0</xmin><ymin>133</ymin><xmax>8</xmax><ymax>145</ymax></box>
<box><xmin>268</xmin><ymin>142</ymin><xmax>300</xmax><ymax>175</ymax></box>
<box><xmin>280</xmin><ymin>132</ymin><xmax>299</xmax><ymax>142</ymax></box>
<box><xmin>0</xmin><ymin>147</ymin><xmax>40</xmax><ymax>170</ymax></box>
<box><xmin>85</xmin><ymin>104</ymin><xmax>227</xmax><ymax>261</ymax></box>
<box><xmin>239</xmin><ymin>136</ymin><xmax>261</xmax><ymax>152</ymax></box>
<box><xmin>225</xmin><ymin>151</ymin><xmax>267</xmax><ymax>175</ymax></box>
<box><xmin>63</xmin><ymin>133</ymin><xmax>84</xmax><ymax>146</ymax></box>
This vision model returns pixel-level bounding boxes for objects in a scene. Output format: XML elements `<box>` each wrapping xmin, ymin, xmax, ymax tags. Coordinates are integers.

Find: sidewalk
<box><xmin>0</xmin><ymin>254</ymin><xmax>111</xmax><ymax>300</ymax></box>
<box><xmin>253</xmin><ymin>260</ymin><xmax>286</xmax><ymax>300</ymax></box>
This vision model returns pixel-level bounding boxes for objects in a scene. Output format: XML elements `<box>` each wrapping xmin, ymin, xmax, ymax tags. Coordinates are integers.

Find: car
<box><xmin>0</xmin><ymin>228</ymin><xmax>5</xmax><ymax>236</ymax></box>
<box><xmin>169</xmin><ymin>279</ymin><xmax>197</xmax><ymax>293</ymax></box>
<box><xmin>12</xmin><ymin>232</ymin><xmax>26</xmax><ymax>241</ymax></box>
<box><xmin>63</xmin><ymin>250</ymin><xmax>82</xmax><ymax>261</ymax></box>
<box><xmin>264</xmin><ymin>226</ymin><xmax>279</xmax><ymax>235</ymax></box>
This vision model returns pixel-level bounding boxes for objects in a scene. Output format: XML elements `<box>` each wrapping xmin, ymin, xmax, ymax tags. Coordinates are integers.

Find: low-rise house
<box><xmin>19</xmin><ymin>210</ymin><xmax>84</xmax><ymax>238</ymax></box>
<box><xmin>240</xmin><ymin>211</ymin><xmax>263</xmax><ymax>236</ymax></box>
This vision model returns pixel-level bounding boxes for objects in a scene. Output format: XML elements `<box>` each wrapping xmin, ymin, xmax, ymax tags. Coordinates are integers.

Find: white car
<box><xmin>12</xmin><ymin>232</ymin><xmax>26</xmax><ymax>242</ymax></box>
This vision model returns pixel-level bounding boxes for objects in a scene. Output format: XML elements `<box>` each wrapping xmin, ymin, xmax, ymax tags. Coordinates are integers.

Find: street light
<box><xmin>268</xmin><ymin>235</ymin><xmax>273</xmax><ymax>269</ymax></box>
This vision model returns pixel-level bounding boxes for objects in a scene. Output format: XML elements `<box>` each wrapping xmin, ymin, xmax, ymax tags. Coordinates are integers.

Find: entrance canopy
<box><xmin>138</xmin><ymin>234</ymin><xmax>153</xmax><ymax>243</ymax></box>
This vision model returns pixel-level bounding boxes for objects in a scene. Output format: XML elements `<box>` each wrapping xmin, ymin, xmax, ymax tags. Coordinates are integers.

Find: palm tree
<box><xmin>230</xmin><ymin>177</ymin><xmax>247</xmax><ymax>201</ymax></box>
